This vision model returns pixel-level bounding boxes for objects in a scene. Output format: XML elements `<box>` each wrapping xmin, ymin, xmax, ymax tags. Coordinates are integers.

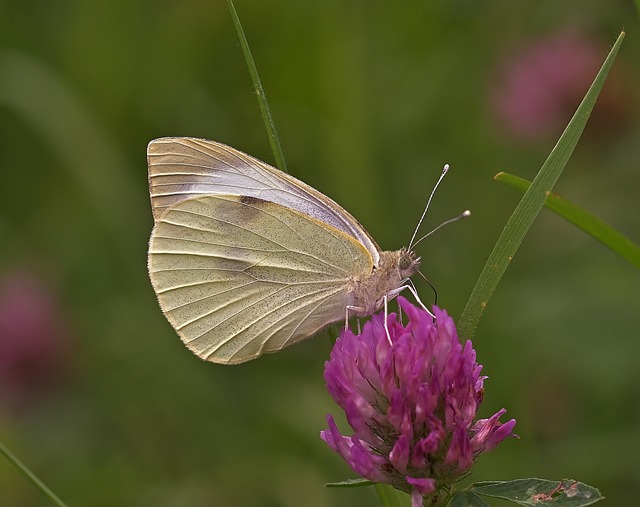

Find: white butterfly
<box><xmin>147</xmin><ymin>137</ymin><xmax>422</xmax><ymax>364</ymax></box>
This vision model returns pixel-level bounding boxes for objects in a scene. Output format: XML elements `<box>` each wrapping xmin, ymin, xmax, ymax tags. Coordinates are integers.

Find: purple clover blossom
<box><xmin>321</xmin><ymin>297</ymin><xmax>516</xmax><ymax>507</ymax></box>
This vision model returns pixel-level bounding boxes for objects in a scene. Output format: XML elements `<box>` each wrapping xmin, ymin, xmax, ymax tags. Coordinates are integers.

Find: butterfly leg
<box><xmin>344</xmin><ymin>307</ymin><xmax>365</xmax><ymax>336</ymax></box>
<box><xmin>386</xmin><ymin>283</ymin><xmax>436</xmax><ymax>320</ymax></box>
<box><xmin>345</xmin><ymin>305</ymin><xmax>364</xmax><ymax>332</ymax></box>
<box><xmin>383</xmin><ymin>294</ymin><xmax>393</xmax><ymax>345</ymax></box>
<box><xmin>344</xmin><ymin>306</ymin><xmax>350</xmax><ymax>332</ymax></box>
<box><xmin>345</xmin><ymin>300</ymin><xmax>398</xmax><ymax>345</ymax></box>
<box><xmin>400</xmin><ymin>284</ymin><xmax>436</xmax><ymax>320</ymax></box>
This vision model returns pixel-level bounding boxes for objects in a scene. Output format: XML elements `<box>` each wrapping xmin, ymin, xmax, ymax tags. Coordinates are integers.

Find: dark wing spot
<box><xmin>240</xmin><ymin>195</ymin><xmax>268</xmax><ymax>206</ymax></box>
<box><xmin>234</xmin><ymin>195</ymin><xmax>271</xmax><ymax>226</ymax></box>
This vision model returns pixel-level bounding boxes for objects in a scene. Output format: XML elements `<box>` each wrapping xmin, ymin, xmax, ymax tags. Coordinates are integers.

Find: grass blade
<box><xmin>457</xmin><ymin>31</ymin><xmax>625</xmax><ymax>339</ymax></box>
<box><xmin>495</xmin><ymin>172</ymin><xmax>640</xmax><ymax>269</ymax></box>
<box><xmin>0</xmin><ymin>441</ymin><xmax>69</xmax><ymax>507</ymax></box>
<box><xmin>226</xmin><ymin>0</ymin><xmax>288</xmax><ymax>172</ymax></box>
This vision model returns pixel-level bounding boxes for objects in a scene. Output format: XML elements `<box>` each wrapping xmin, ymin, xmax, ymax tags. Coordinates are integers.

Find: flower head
<box><xmin>321</xmin><ymin>297</ymin><xmax>516</xmax><ymax>506</ymax></box>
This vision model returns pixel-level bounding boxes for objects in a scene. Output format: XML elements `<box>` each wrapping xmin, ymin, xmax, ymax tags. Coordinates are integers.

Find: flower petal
<box><xmin>389</xmin><ymin>434</ymin><xmax>410</xmax><ymax>473</ymax></box>
<box><xmin>407</xmin><ymin>476</ymin><xmax>436</xmax><ymax>495</ymax></box>
<box><xmin>470</xmin><ymin>408</ymin><xmax>517</xmax><ymax>451</ymax></box>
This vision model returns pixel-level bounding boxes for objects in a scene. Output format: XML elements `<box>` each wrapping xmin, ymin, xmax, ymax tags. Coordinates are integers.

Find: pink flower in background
<box><xmin>491</xmin><ymin>29</ymin><xmax>628</xmax><ymax>142</ymax></box>
<box><xmin>321</xmin><ymin>298</ymin><xmax>516</xmax><ymax>507</ymax></box>
<box><xmin>0</xmin><ymin>268</ymin><xmax>70</xmax><ymax>406</ymax></box>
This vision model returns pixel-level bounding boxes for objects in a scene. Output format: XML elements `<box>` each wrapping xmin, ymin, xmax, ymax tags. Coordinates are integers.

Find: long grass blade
<box><xmin>0</xmin><ymin>441</ymin><xmax>69</xmax><ymax>507</ymax></box>
<box><xmin>226</xmin><ymin>0</ymin><xmax>288</xmax><ymax>172</ymax></box>
<box><xmin>457</xmin><ymin>31</ymin><xmax>625</xmax><ymax>339</ymax></box>
<box><xmin>495</xmin><ymin>172</ymin><xmax>640</xmax><ymax>269</ymax></box>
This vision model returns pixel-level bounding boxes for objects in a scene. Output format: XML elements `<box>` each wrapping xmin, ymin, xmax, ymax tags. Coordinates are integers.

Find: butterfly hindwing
<box><xmin>148</xmin><ymin>193</ymin><xmax>374</xmax><ymax>364</ymax></box>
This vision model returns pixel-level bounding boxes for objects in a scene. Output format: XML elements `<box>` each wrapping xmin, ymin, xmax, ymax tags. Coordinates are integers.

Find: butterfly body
<box><xmin>346</xmin><ymin>248</ymin><xmax>420</xmax><ymax>317</ymax></box>
<box><xmin>148</xmin><ymin>137</ymin><xmax>420</xmax><ymax>364</ymax></box>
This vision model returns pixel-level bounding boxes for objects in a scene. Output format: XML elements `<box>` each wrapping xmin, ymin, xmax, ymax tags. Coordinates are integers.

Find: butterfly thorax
<box><xmin>347</xmin><ymin>248</ymin><xmax>420</xmax><ymax>317</ymax></box>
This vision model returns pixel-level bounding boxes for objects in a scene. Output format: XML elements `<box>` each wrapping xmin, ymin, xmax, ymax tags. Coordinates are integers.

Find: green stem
<box><xmin>226</xmin><ymin>0</ymin><xmax>288</xmax><ymax>172</ymax></box>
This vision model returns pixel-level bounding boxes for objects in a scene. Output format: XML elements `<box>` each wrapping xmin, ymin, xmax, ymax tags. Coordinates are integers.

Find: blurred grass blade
<box><xmin>0</xmin><ymin>51</ymin><xmax>140</xmax><ymax>265</ymax></box>
<box><xmin>374</xmin><ymin>483</ymin><xmax>409</xmax><ymax>507</ymax></box>
<box><xmin>226</xmin><ymin>0</ymin><xmax>288</xmax><ymax>172</ymax></box>
<box><xmin>458</xmin><ymin>31</ymin><xmax>624</xmax><ymax>339</ymax></box>
<box><xmin>496</xmin><ymin>172</ymin><xmax>640</xmax><ymax>269</ymax></box>
<box><xmin>0</xmin><ymin>442</ymin><xmax>69</xmax><ymax>507</ymax></box>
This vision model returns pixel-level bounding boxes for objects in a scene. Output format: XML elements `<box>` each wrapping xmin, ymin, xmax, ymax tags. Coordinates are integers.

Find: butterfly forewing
<box><xmin>148</xmin><ymin>193</ymin><xmax>374</xmax><ymax>364</ymax></box>
<box><xmin>147</xmin><ymin>137</ymin><xmax>380</xmax><ymax>264</ymax></box>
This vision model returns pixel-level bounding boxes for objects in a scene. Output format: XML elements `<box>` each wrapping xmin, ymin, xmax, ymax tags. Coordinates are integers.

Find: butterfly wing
<box><xmin>148</xmin><ymin>193</ymin><xmax>374</xmax><ymax>364</ymax></box>
<box><xmin>147</xmin><ymin>137</ymin><xmax>380</xmax><ymax>264</ymax></box>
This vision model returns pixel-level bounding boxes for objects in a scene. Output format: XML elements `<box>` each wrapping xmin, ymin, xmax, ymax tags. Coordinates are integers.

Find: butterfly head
<box><xmin>347</xmin><ymin>248</ymin><xmax>421</xmax><ymax>317</ymax></box>
<box><xmin>397</xmin><ymin>247</ymin><xmax>421</xmax><ymax>281</ymax></box>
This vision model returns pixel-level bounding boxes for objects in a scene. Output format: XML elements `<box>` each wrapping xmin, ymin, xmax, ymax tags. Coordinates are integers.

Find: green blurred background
<box><xmin>1</xmin><ymin>1</ymin><xmax>639</xmax><ymax>505</ymax></box>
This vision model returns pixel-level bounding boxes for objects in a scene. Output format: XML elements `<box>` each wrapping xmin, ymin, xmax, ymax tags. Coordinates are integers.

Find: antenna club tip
<box><xmin>442</xmin><ymin>163</ymin><xmax>450</xmax><ymax>174</ymax></box>
<box><xmin>462</xmin><ymin>209</ymin><xmax>471</xmax><ymax>217</ymax></box>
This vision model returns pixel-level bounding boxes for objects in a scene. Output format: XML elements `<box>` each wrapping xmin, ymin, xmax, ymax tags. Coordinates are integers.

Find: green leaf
<box><xmin>226</xmin><ymin>0</ymin><xmax>288</xmax><ymax>172</ymax></box>
<box><xmin>448</xmin><ymin>491</ymin><xmax>491</xmax><ymax>507</ymax></box>
<box><xmin>457</xmin><ymin>31</ymin><xmax>625</xmax><ymax>339</ymax></box>
<box><xmin>325</xmin><ymin>478</ymin><xmax>373</xmax><ymax>488</ymax></box>
<box><xmin>471</xmin><ymin>479</ymin><xmax>603</xmax><ymax>506</ymax></box>
<box><xmin>495</xmin><ymin>172</ymin><xmax>640</xmax><ymax>269</ymax></box>
<box><xmin>0</xmin><ymin>441</ymin><xmax>69</xmax><ymax>507</ymax></box>
<box><xmin>374</xmin><ymin>483</ymin><xmax>410</xmax><ymax>507</ymax></box>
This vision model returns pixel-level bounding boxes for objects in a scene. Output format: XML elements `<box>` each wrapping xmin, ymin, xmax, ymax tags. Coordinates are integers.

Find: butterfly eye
<box><xmin>398</xmin><ymin>250</ymin><xmax>419</xmax><ymax>272</ymax></box>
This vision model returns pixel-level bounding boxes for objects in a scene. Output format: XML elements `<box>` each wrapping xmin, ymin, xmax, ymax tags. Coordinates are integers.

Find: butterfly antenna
<box><xmin>409</xmin><ymin>164</ymin><xmax>450</xmax><ymax>250</ymax></box>
<box><xmin>411</xmin><ymin>210</ymin><xmax>471</xmax><ymax>250</ymax></box>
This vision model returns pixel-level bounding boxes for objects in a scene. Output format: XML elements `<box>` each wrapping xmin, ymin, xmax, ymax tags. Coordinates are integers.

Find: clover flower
<box><xmin>321</xmin><ymin>297</ymin><xmax>516</xmax><ymax>506</ymax></box>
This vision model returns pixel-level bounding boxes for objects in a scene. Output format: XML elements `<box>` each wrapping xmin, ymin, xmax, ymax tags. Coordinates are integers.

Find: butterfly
<box><xmin>147</xmin><ymin>137</ymin><xmax>424</xmax><ymax>364</ymax></box>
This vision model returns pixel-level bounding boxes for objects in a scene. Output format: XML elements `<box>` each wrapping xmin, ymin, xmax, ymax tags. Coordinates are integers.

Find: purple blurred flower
<box><xmin>321</xmin><ymin>298</ymin><xmax>516</xmax><ymax>506</ymax></box>
<box><xmin>491</xmin><ymin>29</ymin><xmax>628</xmax><ymax>142</ymax></box>
<box><xmin>0</xmin><ymin>268</ymin><xmax>70</xmax><ymax>406</ymax></box>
